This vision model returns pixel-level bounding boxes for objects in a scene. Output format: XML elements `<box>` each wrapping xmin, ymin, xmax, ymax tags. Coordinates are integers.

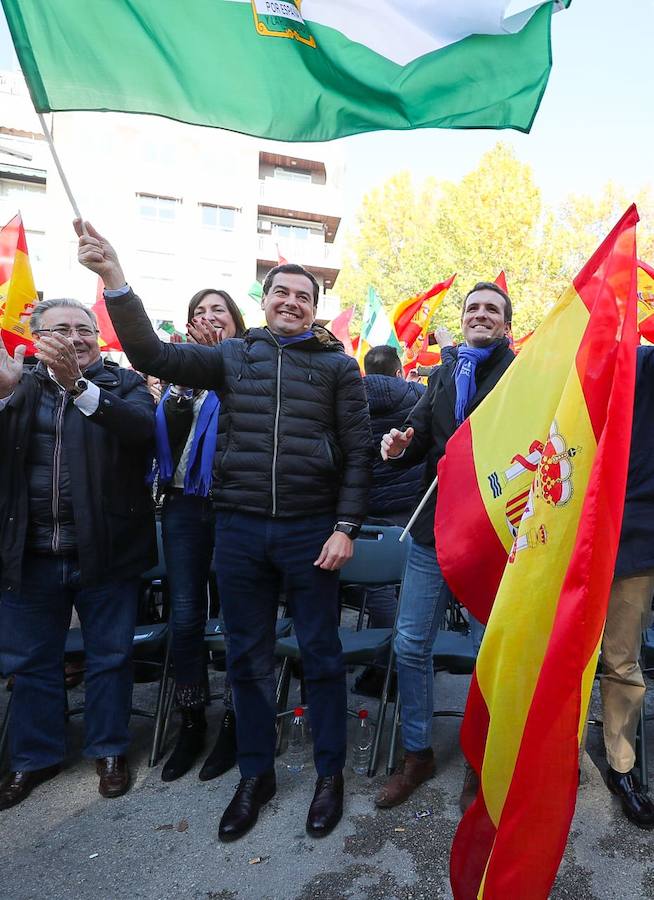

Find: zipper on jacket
<box><xmin>51</xmin><ymin>388</ymin><xmax>66</xmax><ymax>553</ymax></box>
<box><xmin>271</xmin><ymin>346</ymin><xmax>283</xmax><ymax>517</ymax></box>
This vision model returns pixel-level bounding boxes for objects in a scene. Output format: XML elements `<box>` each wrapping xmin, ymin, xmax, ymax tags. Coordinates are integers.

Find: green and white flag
<box><xmin>2</xmin><ymin>1</ymin><xmax>568</xmax><ymax>140</ymax></box>
<box><xmin>356</xmin><ymin>287</ymin><xmax>400</xmax><ymax>365</ymax></box>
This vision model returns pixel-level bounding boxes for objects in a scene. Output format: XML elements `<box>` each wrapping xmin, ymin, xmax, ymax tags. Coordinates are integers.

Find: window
<box><xmin>200</xmin><ymin>204</ymin><xmax>237</xmax><ymax>231</ymax></box>
<box><xmin>136</xmin><ymin>194</ymin><xmax>180</xmax><ymax>223</ymax></box>
<box><xmin>273</xmin><ymin>166</ymin><xmax>312</xmax><ymax>184</ymax></box>
<box><xmin>272</xmin><ymin>222</ymin><xmax>309</xmax><ymax>241</ymax></box>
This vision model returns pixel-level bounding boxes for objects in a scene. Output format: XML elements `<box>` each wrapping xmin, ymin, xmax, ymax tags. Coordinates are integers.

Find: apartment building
<box><xmin>0</xmin><ymin>70</ymin><xmax>344</xmax><ymax>329</ymax></box>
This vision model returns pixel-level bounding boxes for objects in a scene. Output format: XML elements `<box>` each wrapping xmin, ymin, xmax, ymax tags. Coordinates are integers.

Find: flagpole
<box><xmin>37</xmin><ymin>113</ymin><xmax>86</xmax><ymax>230</ymax></box>
<box><xmin>399</xmin><ymin>475</ymin><xmax>438</xmax><ymax>542</ymax></box>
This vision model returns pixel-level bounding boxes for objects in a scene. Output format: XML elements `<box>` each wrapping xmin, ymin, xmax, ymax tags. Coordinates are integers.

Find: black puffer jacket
<box><xmin>0</xmin><ymin>358</ymin><xmax>156</xmax><ymax>590</ymax></box>
<box><xmin>363</xmin><ymin>374</ymin><xmax>425</xmax><ymax>522</ymax></box>
<box><xmin>392</xmin><ymin>341</ymin><xmax>514</xmax><ymax>545</ymax></box>
<box><xmin>107</xmin><ymin>290</ymin><xmax>372</xmax><ymax>523</ymax></box>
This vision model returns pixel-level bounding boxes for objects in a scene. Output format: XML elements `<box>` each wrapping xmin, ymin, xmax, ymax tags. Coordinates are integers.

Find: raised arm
<box><xmin>75</xmin><ymin>219</ymin><xmax>225</xmax><ymax>390</ymax></box>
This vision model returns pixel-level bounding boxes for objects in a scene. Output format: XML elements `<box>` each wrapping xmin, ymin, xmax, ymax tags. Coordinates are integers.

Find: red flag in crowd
<box><xmin>0</xmin><ymin>213</ymin><xmax>38</xmax><ymax>355</ymax></box>
<box><xmin>92</xmin><ymin>276</ymin><xmax>122</xmax><ymax>351</ymax></box>
<box><xmin>391</xmin><ymin>275</ymin><xmax>456</xmax><ymax>349</ymax></box>
<box><xmin>327</xmin><ymin>306</ymin><xmax>354</xmax><ymax>356</ymax></box>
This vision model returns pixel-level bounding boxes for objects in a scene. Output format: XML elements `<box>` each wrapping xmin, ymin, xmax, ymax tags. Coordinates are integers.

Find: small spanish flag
<box><xmin>0</xmin><ymin>214</ymin><xmax>38</xmax><ymax>355</ymax></box>
<box><xmin>637</xmin><ymin>259</ymin><xmax>654</xmax><ymax>342</ymax></box>
<box><xmin>391</xmin><ymin>275</ymin><xmax>456</xmax><ymax>349</ymax></box>
<box><xmin>437</xmin><ymin>206</ymin><xmax>639</xmax><ymax>899</ymax></box>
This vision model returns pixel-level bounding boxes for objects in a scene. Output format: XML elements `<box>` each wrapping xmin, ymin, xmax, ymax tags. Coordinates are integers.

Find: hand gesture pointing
<box><xmin>380</xmin><ymin>427</ymin><xmax>414</xmax><ymax>461</ymax></box>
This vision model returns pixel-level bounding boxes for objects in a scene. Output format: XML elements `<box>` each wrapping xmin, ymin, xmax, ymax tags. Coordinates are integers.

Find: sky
<box><xmin>0</xmin><ymin>0</ymin><xmax>652</xmax><ymax>229</ymax></box>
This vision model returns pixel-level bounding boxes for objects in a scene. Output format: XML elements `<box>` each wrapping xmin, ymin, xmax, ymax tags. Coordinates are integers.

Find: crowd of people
<box><xmin>0</xmin><ymin>218</ymin><xmax>652</xmax><ymax>843</ymax></box>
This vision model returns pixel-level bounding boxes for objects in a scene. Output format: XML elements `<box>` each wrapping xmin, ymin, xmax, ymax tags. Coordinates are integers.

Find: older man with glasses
<box><xmin>0</xmin><ymin>298</ymin><xmax>156</xmax><ymax>810</ymax></box>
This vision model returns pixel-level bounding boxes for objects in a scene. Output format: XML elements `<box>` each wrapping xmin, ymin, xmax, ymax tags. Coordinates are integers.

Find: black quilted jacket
<box><xmin>107</xmin><ymin>290</ymin><xmax>372</xmax><ymax>523</ymax></box>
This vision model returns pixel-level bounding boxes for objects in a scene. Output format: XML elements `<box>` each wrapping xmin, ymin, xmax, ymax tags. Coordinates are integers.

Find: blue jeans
<box><xmin>161</xmin><ymin>493</ymin><xmax>215</xmax><ymax>706</ymax></box>
<box><xmin>0</xmin><ymin>554</ymin><xmax>138</xmax><ymax>770</ymax></box>
<box><xmin>394</xmin><ymin>539</ymin><xmax>449</xmax><ymax>752</ymax></box>
<box><xmin>214</xmin><ymin>511</ymin><xmax>346</xmax><ymax>777</ymax></box>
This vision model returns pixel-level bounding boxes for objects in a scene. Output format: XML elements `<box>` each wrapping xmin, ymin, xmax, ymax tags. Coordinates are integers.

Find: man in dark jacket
<box><xmin>76</xmin><ymin>220</ymin><xmax>372</xmax><ymax>842</ymax></box>
<box><xmin>599</xmin><ymin>346</ymin><xmax>654</xmax><ymax>828</ymax></box>
<box><xmin>375</xmin><ymin>282</ymin><xmax>514</xmax><ymax>811</ymax></box>
<box><xmin>0</xmin><ymin>299</ymin><xmax>156</xmax><ymax>810</ymax></box>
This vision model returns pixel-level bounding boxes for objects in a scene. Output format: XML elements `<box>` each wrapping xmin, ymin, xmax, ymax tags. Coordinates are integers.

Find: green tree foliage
<box><xmin>338</xmin><ymin>144</ymin><xmax>654</xmax><ymax>343</ymax></box>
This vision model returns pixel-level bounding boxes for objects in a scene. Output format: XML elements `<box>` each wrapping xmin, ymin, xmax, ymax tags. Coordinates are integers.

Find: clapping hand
<box><xmin>0</xmin><ymin>334</ymin><xmax>26</xmax><ymax>399</ymax></box>
<box><xmin>34</xmin><ymin>332</ymin><xmax>83</xmax><ymax>391</ymax></box>
<box><xmin>187</xmin><ymin>317</ymin><xmax>221</xmax><ymax>346</ymax></box>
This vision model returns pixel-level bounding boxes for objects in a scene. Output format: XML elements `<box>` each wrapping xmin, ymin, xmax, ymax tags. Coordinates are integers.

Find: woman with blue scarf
<box><xmin>155</xmin><ymin>289</ymin><xmax>245</xmax><ymax>783</ymax></box>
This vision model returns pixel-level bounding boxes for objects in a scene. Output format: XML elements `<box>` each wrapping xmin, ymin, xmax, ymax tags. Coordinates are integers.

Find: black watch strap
<box><xmin>334</xmin><ymin>522</ymin><xmax>361</xmax><ymax>539</ymax></box>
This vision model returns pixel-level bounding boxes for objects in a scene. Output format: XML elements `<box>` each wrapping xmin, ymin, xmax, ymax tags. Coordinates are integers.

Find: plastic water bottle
<box><xmin>351</xmin><ymin>709</ymin><xmax>373</xmax><ymax>775</ymax></box>
<box><xmin>286</xmin><ymin>707</ymin><xmax>307</xmax><ymax>774</ymax></box>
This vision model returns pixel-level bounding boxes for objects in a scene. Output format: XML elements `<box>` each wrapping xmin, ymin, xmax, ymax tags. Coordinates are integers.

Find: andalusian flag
<box><xmin>637</xmin><ymin>259</ymin><xmax>654</xmax><ymax>342</ymax></box>
<box><xmin>0</xmin><ymin>213</ymin><xmax>38</xmax><ymax>355</ymax></box>
<box><xmin>392</xmin><ymin>275</ymin><xmax>456</xmax><ymax>349</ymax></box>
<box><xmin>355</xmin><ymin>287</ymin><xmax>400</xmax><ymax>368</ymax></box>
<box><xmin>436</xmin><ymin>207</ymin><xmax>639</xmax><ymax>898</ymax></box>
<box><xmin>3</xmin><ymin>1</ymin><xmax>569</xmax><ymax>140</ymax></box>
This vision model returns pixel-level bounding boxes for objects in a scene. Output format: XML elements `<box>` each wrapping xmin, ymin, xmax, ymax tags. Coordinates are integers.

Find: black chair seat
<box><xmin>206</xmin><ymin>617</ymin><xmax>293</xmax><ymax>651</ymax></box>
<box><xmin>64</xmin><ymin>623</ymin><xmax>168</xmax><ymax>656</ymax></box>
<box><xmin>432</xmin><ymin>630</ymin><xmax>477</xmax><ymax>675</ymax></box>
<box><xmin>275</xmin><ymin>626</ymin><xmax>392</xmax><ymax>664</ymax></box>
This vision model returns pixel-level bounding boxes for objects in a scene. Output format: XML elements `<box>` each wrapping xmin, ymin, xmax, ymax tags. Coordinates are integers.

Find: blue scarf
<box><xmin>152</xmin><ymin>388</ymin><xmax>220</xmax><ymax>496</ymax></box>
<box><xmin>454</xmin><ymin>343</ymin><xmax>498</xmax><ymax>425</ymax></box>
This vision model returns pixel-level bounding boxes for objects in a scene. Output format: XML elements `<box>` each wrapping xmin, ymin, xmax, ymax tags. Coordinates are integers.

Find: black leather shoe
<box><xmin>218</xmin><ymin>771</ymin><xmax>276</xmax><ymax>842</ymax></box>
<box><xmin>96</xmin><ymin>755</ymin><xmax>130</xmax><ymax>799</ymax></box>
<box><xmin>607</xmin><ymin>767</ymin><xmax>654</xmax><ymax>828</ymax></box>
<box><xmin>199</xmin><ymin>709</ymin><xmax>237</xmax><ymax>781</ymax></box>
<box><xmin>306</xmin><ymin>773</ymin><xmax>344</xmax><ymax>837</ymax></box>
<box><xmin>162</xmin><ymin>708</ymin><xmax>207</xmax><ymax>782</ymax></box>
<box><xmin>0</xmin><ymin>765</ymin><xmax>60</xmax><ymax>811</ymax></box>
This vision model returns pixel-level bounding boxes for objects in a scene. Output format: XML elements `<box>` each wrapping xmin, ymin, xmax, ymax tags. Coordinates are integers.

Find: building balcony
<box><xmin>257</xmin><ymin>233</ymin><xmax>341</xmax><ymax>271</ymax></box>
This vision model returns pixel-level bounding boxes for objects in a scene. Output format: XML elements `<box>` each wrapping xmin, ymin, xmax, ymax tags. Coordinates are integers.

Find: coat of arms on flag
<box><xmin>249</xmin><ymin>0</ymin><xmax>316</xmax><ymax>47</ymax></box>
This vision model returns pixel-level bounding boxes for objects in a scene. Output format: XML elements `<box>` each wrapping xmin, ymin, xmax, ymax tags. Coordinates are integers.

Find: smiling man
<box><xmin>375</xmin><ymin>281</ymin><xmax>514</xmax><ymax>813</ymax></box>
<box><xmin>0</xmin><ymin>298</ymin><xmax>156</xmax><ymax>810</ymax></box>
<box><xmin>75</xmin><ymin>220</ymin><xmax>372</xmax><ymax>842</ymax></box>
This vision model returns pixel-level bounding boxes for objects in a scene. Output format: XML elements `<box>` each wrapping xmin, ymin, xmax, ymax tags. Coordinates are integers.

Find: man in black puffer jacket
<box><xmin>77</xmin><ymin>220</ymin><xmax>372</xmax><ymax>843</ymax></box>
<box><xmin>0</xmin><ymin>298</ymin><xmax>156</xmax><ymax>811</ymax></box>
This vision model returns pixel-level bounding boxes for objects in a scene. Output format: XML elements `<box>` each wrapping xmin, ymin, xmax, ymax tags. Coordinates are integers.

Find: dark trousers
<box><xmin>0</xmin><ymin>554</ymin><xmax>138</xmax><ymax>771</ymax></box>
<box><xmin>214</xmin><ymin>511</ymin><xmax>346</xmax><ymax>778</ymax></box>
<box><xmin>161</xmin><ymin>493</ymin><xmax>215</xmax><ymax>705</ymax></box>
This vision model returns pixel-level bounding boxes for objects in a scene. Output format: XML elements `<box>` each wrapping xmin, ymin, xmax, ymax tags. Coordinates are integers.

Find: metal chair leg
<box><xmin>386</xmin><ymin>698</ymin><xmax>401</xmax><ymax>775</ymax></box>
<box><xmin>369</xmin><ymin>647</ymin><xmax>395</xmax><ymax>777</ymax></box>
<box><xmin>149</xmin><ymin>633</ymin><xmax>172</xmax><ymax>767</ymax></box>
<box><xmin>637</xmin><ymin>704</ymin><xmax>649</xmax><ymax>792</ymax></box>
<box><xmin>0</xmin><ymin>691</ymin><xmax>12</xmax><ymax>774</ymax></box>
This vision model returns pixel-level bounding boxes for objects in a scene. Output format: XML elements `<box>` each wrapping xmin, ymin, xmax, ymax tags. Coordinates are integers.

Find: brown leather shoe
<box><xmin>375</xmin><ymin>749</ymin><xmax>435</xmax><ymax>809</ymax></box>
<box><xmin>96</xmin><ymin>755</ymin><xmax>130</xmax><ymax>799</ymax></box>
<box><xmin>459</xmin><ymin>762</ymin><xmax>479</xmax><ymax>814</ymax></box>
<box><xmin>0</xmin><ymin>765</ymin><xmax>60</xmax><ymax>811</ymax></box>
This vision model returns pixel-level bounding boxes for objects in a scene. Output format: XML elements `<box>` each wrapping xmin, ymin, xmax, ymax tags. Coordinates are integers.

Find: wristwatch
<box><xmin>69</xmin><ymin>377</ymin><xmax>89</xmax><ymax>398</ymax></box>
<box><xmin>334</xmin><ymin>522</ymin><xmax>361</xmax><ymax>540</ymax></box>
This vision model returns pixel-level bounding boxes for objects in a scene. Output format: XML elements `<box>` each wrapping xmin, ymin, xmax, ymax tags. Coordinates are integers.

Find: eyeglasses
<box><xmin>33</xmin><ymin>326</ymin><xmax>99</xmax><ymax>338</ymax></box>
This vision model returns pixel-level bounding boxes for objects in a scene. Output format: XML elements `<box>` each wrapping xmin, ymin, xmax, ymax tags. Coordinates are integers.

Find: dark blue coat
<box><xmin>363</xmin><ymin>375</ymin><xmax>425</xmax><ymax>523</ymax></box>
<box><xmin>615</xmin><ymin>346</ymin><xmax>654</xmax><ymax>579</ymax></box>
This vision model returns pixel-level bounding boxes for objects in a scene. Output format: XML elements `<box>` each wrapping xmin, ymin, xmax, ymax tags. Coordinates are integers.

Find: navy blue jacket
<box><xmin>615</xmin><ymin>346</ymin><xmax>654</xmax><ymax>579</ymax></box>
<box><xmin>363</xmin><ymin>375</ymin><xmax>425</xmax><ymax>524</ymax></box>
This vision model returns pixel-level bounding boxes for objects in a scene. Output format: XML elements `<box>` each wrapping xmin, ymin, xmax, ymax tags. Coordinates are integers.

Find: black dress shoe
<box><xmin>218</xmin><ymin>771</ymin><xmax>276</xmax><ymax>842</ymax></box>
<box><xmin>306</xmin><ymin>773</ymin><xmax>344</xmax><ymax>837</ymax></box>
<box><xmin>199</xmin><ymin>709</ymin><xmax>237</xmax><ymax>781</ymax></box>
<box><xmin>0</xmin><ymin>765</ymin><xmax>60</xmax><ymax>811</ymax></box>
<box><xmin>607</xmin><ymin>767</ymin><xmax>654</xmax><ymax>828</ymax></box>
<box><xmin>162</xmin><ymin>708</ymin><xmax>207</xmax><ymax>782</ymax></box>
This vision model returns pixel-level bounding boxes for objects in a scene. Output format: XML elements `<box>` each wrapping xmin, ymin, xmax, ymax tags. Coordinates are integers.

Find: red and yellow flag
<box><xmin>0</xmin><ymin>214</ymin><xmax>38</xmax><ymax>355</ymax></box>
<box><xmin>92</xmin><ymin>276</ymin><xmax>123</xmax><ymax>352</ymax></box>
<box><xmin>637</xmin><ymin>259</ymin><xmax>654</xmax><ymax>342</ymax></box>
<box><xmin>494</xmin><ymin>270</ymin><xmax>508</xmax><ymax>293</ymax></box>
<box><xmin>391</xmin><ymin>275</ymin><xmax>456</xmax><ymax>349</ymax></box>
<box><xmin>326</xmin><ymin>306</ymin><xmax>354</xmax><ymax>357</ymax></box>
<box><xmin>511</xmin><ymin>329</ymin><xmax>533</xmax><ymax>354</ymax></box>
<box><xmin>436</xmin><ymin>206</ymin><xmax>639</xmax><ymax>899</ymax></box>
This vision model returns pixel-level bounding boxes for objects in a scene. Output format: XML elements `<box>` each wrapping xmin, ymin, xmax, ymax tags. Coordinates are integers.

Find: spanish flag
<box><xmin>0</xmin><ymin>214</ymin><xmax>38</xmax><ymax>355</ymax></box>
<box><xmin>392</xmin><ymin>275</ymin><xmax>456</xmax><ymax>349</ymax></box>
<box><xmin>637</xmin><ymin>259</ymin><xmax>654</xmax><ymax>342</ymax></box>
<box><xmin>92</xmin><ymin>277</ymin><xmax>123</xmax><ymax>352</ymax></box>
<box><xmin>436</xmin><ymin>206</ymin><xmax>639</xmax><ymax>899</ymax></box>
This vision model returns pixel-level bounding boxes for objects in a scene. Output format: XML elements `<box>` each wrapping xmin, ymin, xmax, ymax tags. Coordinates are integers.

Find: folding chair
<box><xmin>274</xmin><ymin>524</ymin><xmax>408</xmax><ymax>776</ymax></box>
<box><xmin>386</xmin><ymin>613</ymin><xmax>477</xmax><ymax>774</ymax></box>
